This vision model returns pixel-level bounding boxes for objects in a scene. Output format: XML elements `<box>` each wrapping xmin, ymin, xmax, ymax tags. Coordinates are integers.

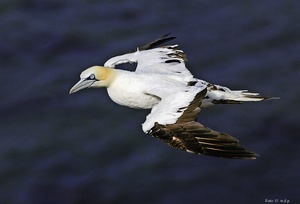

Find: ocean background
<box><xmin>1</xmin><ymin>0</ymin><xmax>299</xmax><ymax>203</ymax></box>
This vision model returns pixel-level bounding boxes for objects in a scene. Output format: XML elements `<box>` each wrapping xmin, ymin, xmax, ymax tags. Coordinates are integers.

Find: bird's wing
<box><xmin>104</xmin><ymin>34</ymin><xmax>193</xmax><ymax>79</ymax></box>
<box><xmin>142</xmin><ymin>85</ymin><xmax>205</xmax><ymax>133</ymax></box>
<box><xmin>144</xmin><ymin>87</ymin><xmax>258</xmax><ymax>160</ymax></box>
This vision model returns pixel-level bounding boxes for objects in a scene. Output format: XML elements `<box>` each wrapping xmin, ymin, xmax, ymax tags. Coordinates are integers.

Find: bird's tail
<box><xmin>198</xmin><ymin>82</ymin><xmax>279</xmax><ymax>107</ymax></box>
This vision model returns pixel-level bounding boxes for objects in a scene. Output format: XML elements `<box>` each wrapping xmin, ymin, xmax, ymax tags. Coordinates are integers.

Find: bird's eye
<box><xmin>88</xmin><ymin>74</ymin><xmax>95</xmax><ymax>80</ymax></box>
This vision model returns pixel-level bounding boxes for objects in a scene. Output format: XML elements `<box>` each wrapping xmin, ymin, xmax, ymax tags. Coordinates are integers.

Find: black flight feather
<box><xmin>139</xmin><ymin>33</ymin><xmax>176</xmax><ymax>51</ymax></box>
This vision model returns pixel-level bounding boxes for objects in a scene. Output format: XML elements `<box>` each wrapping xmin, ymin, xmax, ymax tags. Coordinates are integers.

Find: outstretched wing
<box><xmin>145</xmin><ymin>88</ymin><xmax>259</xmax><ymax>160</ymax></box>
<box><xmin>104</xmin><ymin>34</ymin><xmax>193</xmax><ymax>79</ymax></box>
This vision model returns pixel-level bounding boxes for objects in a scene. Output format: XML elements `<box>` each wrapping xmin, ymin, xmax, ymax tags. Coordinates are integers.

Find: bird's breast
<box><xmin>107</xmin><ymin>85</ymin><xmax>160</xmax><ymax>109</ymax></box>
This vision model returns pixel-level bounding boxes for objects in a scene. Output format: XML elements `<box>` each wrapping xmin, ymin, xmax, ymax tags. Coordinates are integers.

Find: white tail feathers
<box><xmin>199</xmin><ymin>83</ymin><xmax>278</xmax><ymax>107</ymax></box>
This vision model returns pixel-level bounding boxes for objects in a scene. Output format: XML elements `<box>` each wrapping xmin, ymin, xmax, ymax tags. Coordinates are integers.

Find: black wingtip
<box><xmin>139</xmin><ymin>33</ymin><xmax>176</xmax><ymax>50</ymax></box>
<box><xmin>205</xmin><ymin>150</ymin><xmax>260</xmax><ymax>160</ymax></box>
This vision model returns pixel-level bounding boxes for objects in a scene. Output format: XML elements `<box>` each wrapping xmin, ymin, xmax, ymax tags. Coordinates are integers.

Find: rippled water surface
<box><xmin>1</xmin><ymin>0</ymin><xmax>300</xmax><ymax>203</ymax></box>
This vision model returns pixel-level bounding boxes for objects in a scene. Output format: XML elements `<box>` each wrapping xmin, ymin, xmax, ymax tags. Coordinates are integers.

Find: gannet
<box><xmin>70</xmin><ymin>34</ymin><xmax>276</xmax><ymax>160</ymax></box>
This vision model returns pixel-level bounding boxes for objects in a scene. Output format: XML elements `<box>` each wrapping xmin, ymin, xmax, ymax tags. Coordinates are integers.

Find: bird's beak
<box><xmin>69</xmin><ymin>78</ymin><xmax>94</xmax><ymax>94</ymax></box>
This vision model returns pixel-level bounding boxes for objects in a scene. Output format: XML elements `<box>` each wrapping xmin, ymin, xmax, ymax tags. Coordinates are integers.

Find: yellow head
<box><xmin>69</xmin><ymin>66</ymin><xmax>116</xmax><ymax>94</ymax></box>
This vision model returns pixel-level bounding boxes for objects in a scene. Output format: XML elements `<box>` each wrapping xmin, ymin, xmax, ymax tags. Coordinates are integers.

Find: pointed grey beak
<box><xmin>69</xmin><ymin>78</ymin><xmax>94</xmax><ymax>94</ymax></box>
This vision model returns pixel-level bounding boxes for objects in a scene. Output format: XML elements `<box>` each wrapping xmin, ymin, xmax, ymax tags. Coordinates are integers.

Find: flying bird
<box><xmin>70</xmin><ymin>34</ymin><xmax>276</xmax><ymax>159</ymax></box>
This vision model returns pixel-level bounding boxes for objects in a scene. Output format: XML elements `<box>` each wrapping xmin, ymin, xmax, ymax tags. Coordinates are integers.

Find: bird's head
<box><xmin>69</xmin><ymin>66</ymin><xmax>116</xmax><ymax>94</ymax></box>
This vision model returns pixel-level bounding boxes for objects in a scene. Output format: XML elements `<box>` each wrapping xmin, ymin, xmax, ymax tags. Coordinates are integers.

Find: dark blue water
<box><xmin>1</xmin><ymin>0</ymin><xmax>299</xmax><ymax>203</ymax></box>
